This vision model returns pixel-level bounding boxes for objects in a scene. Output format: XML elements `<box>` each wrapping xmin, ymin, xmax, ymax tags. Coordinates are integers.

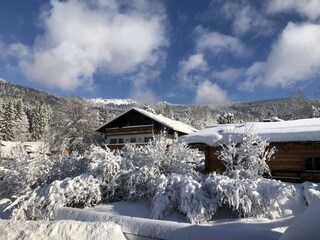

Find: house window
<box><xmin>110</xmin><ymin>139</ymin><xmax>117</xmax><ymax>144</ymax></box>
<box><xmin>130</xmin><ymin>137</ymin><xmax>136</xmax><ymax>143</ymax></box>
<box><xmin>144</xmin><ymin>137</ymin><xmax>153</xmax><ymax>142</ymax></box>
<box><xmin>118</xmin><ymin>138</ymin><xmax>124</xmax><ymax>144</ymax></box>
<box><xmin>305</xmin><ymin>155</ymin><xmax>320</xmax><ymax>171</ymax></box>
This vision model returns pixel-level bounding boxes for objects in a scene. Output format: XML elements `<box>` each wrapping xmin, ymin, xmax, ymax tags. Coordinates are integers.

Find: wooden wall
<box><xmin>192</xmin><ymin>143</ymin><xmax>320</xmax><ymax>183</ymax></box>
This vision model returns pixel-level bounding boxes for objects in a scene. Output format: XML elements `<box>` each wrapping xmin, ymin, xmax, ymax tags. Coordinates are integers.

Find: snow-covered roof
<box><xmin>96</xmin><ymin>107</ymin><xmax>197</xmax><ymax>134</ymax></box>
<box><xmin>180</xmin><ymin>118</ymin><xmax>320</xmax><ymax>146</ymax></box>
<box><xmin>132</xmin><ymin>107</ymin><xmax>197</xmax><ymax>134</ymax></box>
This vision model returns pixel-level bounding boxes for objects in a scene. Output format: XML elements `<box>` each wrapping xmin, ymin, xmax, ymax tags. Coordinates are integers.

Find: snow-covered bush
<box><xmin>121</xmin><ymin>134</ymin><xmax>201</xmax><ymax>176</ymax></box>
<box><xmin>87</xmin><ymin>135</ymin><xmax>203</xmax><ymax>202</ymax></box>
<box><xmin>217</xmin><ymin>126</ymin><xmax>276</xmax><ymax>179</ymax></box>
<box><xmin>151</xmin><ymin>173</ymin><xmax>295</xmax><ymax>223</ymax></box>
<box><xmin>86</xmin><ymin>145</ymin><xmax>128</xmax><ymax>200</ymax></box>
<box><xmin>151</xmin><ymin>173</ymin><xmax>218</xmax><ymax>224</ymax></box>
<box><xmin>0</xmin><ymin>150</ymin><xmax>88</xmax><ymax>201</ymax></box>
<box><xmin>211</xmin><ymin>174</ymin><xmax>294</xmax><ymax>219</ymax></box>
<box><xmin>10</xmin><ymin>174</ymin><xmax>101</xmax><ymax>220</ymax></box>
<box><xmin>0</xmin><ymin>150</ymin><xmax>54</xmax><ymax>199</ymax></box>
<box><xmin>216</xmin><ymin>112</ymin><xmax>235</xmax><ymax>124</ymax></box>
<box><xmin>51</xmin><ymin>152</ymin><xmax>90</xmax><ymax>180</ymax></box>
<box><xmin>3</xmin><ymin>132</ymin><xmax>295</xmax><ymax>224</ymax></box>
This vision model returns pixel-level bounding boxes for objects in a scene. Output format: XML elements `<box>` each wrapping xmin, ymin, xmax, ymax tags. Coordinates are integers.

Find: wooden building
<box><xmin>181</xmin><ymin>118</ymin><xmax>320</xmax><ymax>182</ymax></box>
<box><xmin>96</xmin><ymin>107</ymin><xmax>197</xmax><ymax>149</ymax></box>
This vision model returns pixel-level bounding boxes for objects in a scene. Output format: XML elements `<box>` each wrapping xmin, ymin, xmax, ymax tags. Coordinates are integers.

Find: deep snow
<box><xmin>1</xmin><ymin>182</ymin><xmax>319</xmax><ymax>240</ymax></box>
<box><xmin>52</xmin><ymin>183</ymin><xmax>317</xmax><ymax>240</ymax></box>
<box><xmin>54</xmin><ymin>202</ymin><xmax>297</xmax><ymax>240</ymax></box>
<box><xmin>0</xmin><ymin>220</ymin><xmax>126</xmax><ymax>240</ymax></box>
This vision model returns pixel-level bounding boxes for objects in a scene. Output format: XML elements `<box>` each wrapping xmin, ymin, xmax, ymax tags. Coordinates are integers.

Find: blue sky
<box><xmin>1</xmin><ymin>0</ymin><xmax>320</xmax><ymax>106</ymax></box>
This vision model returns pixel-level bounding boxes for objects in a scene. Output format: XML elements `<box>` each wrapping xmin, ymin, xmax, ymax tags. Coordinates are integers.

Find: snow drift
<box><xmin>0</xmin><ymin>219</ymin><xmax>126</xmax><ymax>240</ymax></box>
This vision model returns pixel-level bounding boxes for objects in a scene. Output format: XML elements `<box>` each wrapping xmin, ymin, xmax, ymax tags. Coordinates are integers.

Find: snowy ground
<box><xmin>1</xmin><ymin>182</ymin><xmax>319</xmax><ymax>240</ymax></box>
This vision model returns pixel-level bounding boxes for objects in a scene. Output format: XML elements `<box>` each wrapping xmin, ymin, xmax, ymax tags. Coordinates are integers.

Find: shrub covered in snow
<box><xmin>0</xmin><ymin>150</ymin><xmax>54</xmax><ymax>199</ymax></box>
<box><xmin>216</xmin><ymin>112</ymin><xmax>235</xmax><ymax>124</ymax></box>
<box><xmin>217</xmin><ymin>126</ymin><xmax>276</xmax><ymax>180</ymax></box>
<box><xmin>151</xmin><ymin>173</ymin><xmax>294</xmax><ymax>223</ymax></box>
<box><xmin>2</xmin><ymin>133</ymin><xmax>295</xmax><ymax>224</ymax></box>
<box><xmin>5</xmin><ymin>136</ymin><xmax>203</xmax><ymax>220</ymax></box>
<box><xmin>9</xmin><ymin>174</ymin><xmax>101</xmax><ymax>220</ymax></box>
<box><xmin>0</xmin><ymin>148</ymin><xmax>89</xmax><ymax>200</ymax></box>
<box><xmin>87</xmin><ymin>135</ymin><xmax>203</xmax><ymax>202</ymax></box>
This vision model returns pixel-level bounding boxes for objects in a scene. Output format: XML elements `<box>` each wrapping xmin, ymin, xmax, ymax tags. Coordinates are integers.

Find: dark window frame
<box><xmin>304</xmin><ymin>154</ymin><xmax>320</xmax><ymax>172</ymax></box>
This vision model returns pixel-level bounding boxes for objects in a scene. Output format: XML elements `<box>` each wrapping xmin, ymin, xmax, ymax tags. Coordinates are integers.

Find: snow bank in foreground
<box><xmin>0</xmin><ymin>219</ymin><xmax>126</xmax><ymax>240</ymax></box>
<box><xmin>302</xmin><ymin>182</ymin><xmax>320</xmax><ymax>206</ymax></box>
<box><xmin>54</xmin><ymin>205</ymin><xmax>294</xmax><ymax>240</ymax></box>
<box><xmin>280</xmin><ymin>200</ymin><xmax>320</xmax><ymax>240</ymax></box>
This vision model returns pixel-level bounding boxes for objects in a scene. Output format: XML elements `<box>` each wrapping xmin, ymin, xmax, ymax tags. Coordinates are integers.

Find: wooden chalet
<box><xmin>96</xmin><ymin>107</ymin><xmax>197</xmax><ymax>149</ymax></box>
<box><xmin>180</xmin><ymin>118</ymin><xmax>320</xmax><ymax>182</ymax></box>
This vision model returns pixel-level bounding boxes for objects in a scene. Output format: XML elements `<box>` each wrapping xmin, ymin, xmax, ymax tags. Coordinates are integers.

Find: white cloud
<box><xmin>267</xmin><ymin>0</ymin><xmax>320</xmax><ymax>21</ymax></box>
<box><xmin>211</xmin><ymin>67</ymin><xmax>246</xmax><ymax>84</ymax></box>
<box><xmin>236</xmin><ymin>22</ymin><xmax>320</xmax><ymax>92</ymax></box>
<box><xmin>221</xmin><ymin>2</ymin><xmax>273</xmax><ymax>36</ymax></box>
<box><xmin>195</xmin><ymin>26</ymin><xmax>249</xmax><ymax>57</ymax></box>
<box><xmin>264</xmin><ymin>22</ymin><xmax>320</xmax><ymax>88</ymax></box>
<box><xmin>11</xmin><ymin>0</ymin><xmax>168</xmax><ymax>91</ymax></box>
<box><xmin>176</xmin><ymin>53</ymin><xmax>208</xmax><ymax>88</ymax></box>
<box><xmin>178</xmin><ymin>53</ymin><xmax>207</xmax><ymax>74</ymax></box>
<box><xmin>195</xmin><ymin>80</ymin><xmax>230</xmax><ymax>107</ymax></box>
<box><xmin>8</xmin><ymin>43</ymin><xmax>30</xmax><ymax>59</ymax></box>
<box><xmin>0</xmin><ymin>40</ymin><xmax>6</xmax><ymax>59</ymax></box>
<box><xmin>175</xmin><ymin>26</ymin><xmax>248</xmax><ymax>100</ymax></box>
<box><xmin>240</xmin><ymin>62</ymin><xmax>266</xmax><ymax>92</ymax></box>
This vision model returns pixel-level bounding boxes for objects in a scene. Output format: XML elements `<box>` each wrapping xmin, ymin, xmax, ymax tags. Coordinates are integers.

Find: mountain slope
<box><xmin>0</xmin><ymin>80</ymin><xmax>320</xmax><ymax>150</ymax></box>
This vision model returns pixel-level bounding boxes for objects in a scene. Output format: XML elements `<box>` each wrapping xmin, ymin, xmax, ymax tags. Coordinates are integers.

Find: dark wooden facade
<box><xmin>96</xmin><ymin>108</ymin><xmax>190</xmax><ymax>149</ymax></box>
<box><xmin>192</xmin><ymin>142</ymin><xmax>320</xmax><ymax>182</ymax></box>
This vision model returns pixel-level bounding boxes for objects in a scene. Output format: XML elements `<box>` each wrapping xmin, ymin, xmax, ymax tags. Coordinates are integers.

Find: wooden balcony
<box><xmin>105</xmin><ymin>125</ymin><xmax>154</xmax><ymax>136</ymax></box>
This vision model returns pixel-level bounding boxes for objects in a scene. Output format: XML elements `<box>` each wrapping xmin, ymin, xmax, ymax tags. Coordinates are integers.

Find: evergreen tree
<box><xmin>162</xmin><ymin>103</ymin><xmax>174</xmax><ymax>118</ymax></box>
<box><xmin>190</xmin><ymin>105</ymin><xmax>212</xmax><ymax>129</ymax></box>
<box><xmin>143</xmin><ymin>103</ymin><xmax>156</xmax><ymax>114</ymax></box>
<box><xmin>30</xmin><ymin>104</ymin><xmax>50</xmax><ymax>141</ymax></box>
<box><xmin>216</xmin><ymin>112</ymin><xmax>235</xmax><ymax>124</ymax></box>
<box><xmin>0</xmin><ymin>102</ymin><xmax>15</xmax><ymax>141</ymax></box>
<box><xmin>51</xmin><ymin>96</ymin><xmax>100</xmax><ymax>153</ymax></box>
<box><xmin>13</xmin><ymin>100</ymin><xmax>30</xmax><ymax>141</ymax></box>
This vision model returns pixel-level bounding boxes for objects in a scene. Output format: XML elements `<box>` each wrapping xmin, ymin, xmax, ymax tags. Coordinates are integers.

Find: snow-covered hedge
<box><xmin>87</xmin><ymin>135</ymin><xmax>202</xmax><ymax>202</ymax></box>
<box><xmin>0</xmin><ymin>147</ymin><xmax>89</xmax><ymax>200</ymax></box>
<box><xmin>0</xmin><ymin>151</ymin><xmax>54</xmax><ymax>199</ymax></box>
<box><xmin>10</xmin><ymin>174</ymin><xmax>101</xmax><ymax>220</ymax></box>
<box><xmin>2</xmin><ymin>134</ymin><xmax>296</xmax><ymax>223</ymax></box>
<box><xmin>151</xmin><ymin>173</ymin><xmax>294</xmax><ymax>223</ymax></box>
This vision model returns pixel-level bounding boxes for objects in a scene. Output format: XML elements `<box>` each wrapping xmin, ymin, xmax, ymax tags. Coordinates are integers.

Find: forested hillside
<box><xmin>1</xmin><ymin>80</ymin><xmax>320</xmax><ymax>152</ymax></box>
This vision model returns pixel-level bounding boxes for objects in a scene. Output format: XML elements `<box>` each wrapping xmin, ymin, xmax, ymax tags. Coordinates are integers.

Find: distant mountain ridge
<box><xmin>1</xmin><ymin>79</ymin><xmax>320</xmax><ymax>127</ymax></box>
<box><xmin>87</xmin><ymin>98</ymin><xmax>136</xmax><ymax>106</ymax></box>
<box><xmin>0</xmin><ymin>79</ymin><xmax>64</xmax><ymax>107</ymax></box>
